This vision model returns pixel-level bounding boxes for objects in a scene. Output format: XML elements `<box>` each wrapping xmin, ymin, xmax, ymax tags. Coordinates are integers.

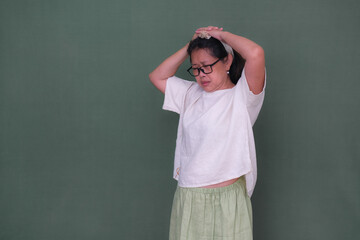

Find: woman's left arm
<box><xmin>196</xmin><ymin>27</ymin><xmax>265</xmax><ymax>94</ymax></box>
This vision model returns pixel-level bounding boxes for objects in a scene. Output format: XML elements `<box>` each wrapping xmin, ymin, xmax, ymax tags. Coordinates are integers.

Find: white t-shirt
<box><xmin>162</xmin><ymin>68</ymin><xmax>266</xmax><ymax>197</ymax></box>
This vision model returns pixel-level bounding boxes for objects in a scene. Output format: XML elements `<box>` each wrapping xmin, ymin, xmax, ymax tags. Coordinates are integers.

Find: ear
<box><xmin>225</xmin><ymin>53</ymin><xmax>233</xmax><ymax>70</ymax></box>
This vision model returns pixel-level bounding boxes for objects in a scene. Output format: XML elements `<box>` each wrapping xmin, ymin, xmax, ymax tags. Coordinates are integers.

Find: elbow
<box><xmin>149</xmin><ymin>72</ymin><xmax>155</xmax><ymax>84</ymax></box>
<box><xmin>248</xmin><ymin>46</ymin><xmax>265</xmax><ymax>61</ymax></box>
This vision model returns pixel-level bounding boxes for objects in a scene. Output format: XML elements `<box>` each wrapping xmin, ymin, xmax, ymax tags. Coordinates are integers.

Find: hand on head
<box><xmin>194</xmin><ymin>26</ymin><xmax>224</xmax><ymax>41</ymax></box>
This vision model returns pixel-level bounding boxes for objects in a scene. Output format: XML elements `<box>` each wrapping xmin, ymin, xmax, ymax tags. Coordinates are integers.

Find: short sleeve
<box><xmin>162</xmin><ymin>76</ymin><xmax>194</xmax><ymax>114</ymax></box>
<box><xmin>237</xmin><ymin>68</ymin><xmax>267</xmax><ymax>125</ymax></box>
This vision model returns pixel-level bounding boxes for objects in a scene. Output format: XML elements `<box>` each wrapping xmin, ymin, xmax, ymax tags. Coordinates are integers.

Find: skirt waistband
<box><xmin>177</xmin><ymin>176</ymin><xmax>246</xmax><ymax>194</ymax></box>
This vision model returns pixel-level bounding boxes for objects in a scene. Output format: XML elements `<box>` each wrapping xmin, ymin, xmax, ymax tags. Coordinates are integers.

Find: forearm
<box><xmin>220</xmin><ymin>31</ymin><xmax>264</xmax><ymax>60</ymax></box>
<box><xmin>149</xmin><ymin>44</ymin><xmax>189</xmax><ymax>83</ymax></box>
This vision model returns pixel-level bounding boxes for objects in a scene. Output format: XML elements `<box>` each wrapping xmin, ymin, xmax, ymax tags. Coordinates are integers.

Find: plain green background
<box><xmin>1</xmin><ymin>0</ymin><xmax>359</xmax><ymax>239</ymax></box>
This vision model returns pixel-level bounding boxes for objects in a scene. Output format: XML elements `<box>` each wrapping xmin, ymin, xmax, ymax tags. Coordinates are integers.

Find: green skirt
<box><xmin>169</xmin><ymin>176</ymin><xmax>253</xmax><ymax>240</ymax></box>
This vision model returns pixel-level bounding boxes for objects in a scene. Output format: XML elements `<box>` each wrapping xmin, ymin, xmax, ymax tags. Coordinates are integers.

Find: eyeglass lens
<box><xmin>192</xmin><ymin>65</ymin><xmax>212</xmax><ymax>76</ymax></box>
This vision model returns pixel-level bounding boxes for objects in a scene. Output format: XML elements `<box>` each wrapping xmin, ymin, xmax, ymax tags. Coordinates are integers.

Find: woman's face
<box><xmin>190</xmin><ymin>48</ymin><xmax>233</xmax><ymax>92</ymax></box>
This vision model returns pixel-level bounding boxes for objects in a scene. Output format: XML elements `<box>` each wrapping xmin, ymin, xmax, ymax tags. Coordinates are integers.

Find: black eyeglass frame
<box><xmin>187</xmin><ymin>58</ymin><xmax>222</xmax><ymax>77</ymax></box>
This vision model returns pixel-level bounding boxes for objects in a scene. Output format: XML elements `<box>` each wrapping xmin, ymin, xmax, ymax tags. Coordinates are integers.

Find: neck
<box><xmin>222</xmin><ymin>77</ymin><xmax>235</xmax><ymax>89</ymax></box>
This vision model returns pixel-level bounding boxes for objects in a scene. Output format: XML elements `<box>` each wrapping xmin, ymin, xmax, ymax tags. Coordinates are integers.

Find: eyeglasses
<box><xmin>187</xmin><ymin>58</ymin><xmax>222</xmax><ymax>77</ymax></box>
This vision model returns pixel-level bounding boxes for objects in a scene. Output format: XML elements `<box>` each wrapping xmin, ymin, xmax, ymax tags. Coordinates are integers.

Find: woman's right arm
<box><xmin>149</xmin><ymin>44</ymin><xmax>190</xmax><ymax>94</ymax></box>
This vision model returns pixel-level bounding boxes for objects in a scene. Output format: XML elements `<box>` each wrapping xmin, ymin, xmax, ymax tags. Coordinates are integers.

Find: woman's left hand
<box><xmin>195</xmin><ymin>26</ymin><xmax>224</xmax><ymax>41</ymax></box>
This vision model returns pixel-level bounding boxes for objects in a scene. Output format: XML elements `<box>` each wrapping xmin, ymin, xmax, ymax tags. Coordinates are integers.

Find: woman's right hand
<box><xmin>191</xmin><ymin>32</ymin><xmax>199</xmax><ymax>41</ymax></box>
<box><xmin>195</xmin><ymin>26</ymin><xmax>224</xmax><ymax>41</ymax></box>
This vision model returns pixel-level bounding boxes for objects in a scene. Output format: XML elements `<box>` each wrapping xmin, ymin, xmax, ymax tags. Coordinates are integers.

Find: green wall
<box><xmin>1</xmin><ymin>0</ymin><xmax>359</xmax><ymax>239</ymax></box>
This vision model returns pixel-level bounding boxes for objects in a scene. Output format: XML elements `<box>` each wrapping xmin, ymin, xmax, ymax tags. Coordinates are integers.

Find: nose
<box><xmin>198</xmin><ymin>68</ymin><xmax>206</xmax><ymax>77</ymax></box>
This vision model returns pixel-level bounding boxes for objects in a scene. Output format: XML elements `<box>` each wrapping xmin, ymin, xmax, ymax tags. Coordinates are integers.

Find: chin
<box><xmin>202</xmin><ymin>87</ymin><xmax>215</xmax><ymax>93</ymax></box>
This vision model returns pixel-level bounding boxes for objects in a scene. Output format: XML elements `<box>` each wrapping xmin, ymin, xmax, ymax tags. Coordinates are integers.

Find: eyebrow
<box><xmin>191</xmin><ymin>61</ymin><xmax>211</xmax><ymax>66</ymax></box>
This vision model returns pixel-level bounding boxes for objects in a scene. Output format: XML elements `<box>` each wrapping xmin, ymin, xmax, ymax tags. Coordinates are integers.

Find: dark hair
<box><xmin>187</xmin><ymin>37</ymin><xmax>245</xmax><ymax>84</ymax></box>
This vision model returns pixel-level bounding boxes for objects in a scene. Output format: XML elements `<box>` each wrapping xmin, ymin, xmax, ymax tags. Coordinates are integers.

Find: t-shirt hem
<box><xmin>174</xmin><ymin>173</ymin><xmax>250</xmax><ymax>188</ymax></box>
<box><xmin>241</xmin><ymin>67</ymin><xmax>267</xmax><ymax>96</ymax></box>
<box><xmin>162</xmin><ymin>104</ymin><xmax>180</xmax><ymax>114</ymax></box>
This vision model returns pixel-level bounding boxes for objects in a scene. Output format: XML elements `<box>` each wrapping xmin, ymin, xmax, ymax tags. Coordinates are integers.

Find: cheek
<box><xmin>211</xmin><ymin>71</ymin><xmax>224</xmax><ymax>81</ymax></box>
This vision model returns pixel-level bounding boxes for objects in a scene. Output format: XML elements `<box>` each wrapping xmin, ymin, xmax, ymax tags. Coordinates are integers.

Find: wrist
<box><xmin>219</xmin><ymin>31</ymin><xmax>230</xmax><ymax>43</ymax></box>
<box><xmin>182</xmin><ymin>43</ymin><xmax>190</xmax><ymax>56</ymax></box>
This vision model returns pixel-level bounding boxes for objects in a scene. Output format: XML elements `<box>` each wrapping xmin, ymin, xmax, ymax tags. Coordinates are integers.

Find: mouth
<box><xmin>201</xmin><ymin>81</ymin><xmax>210</xmax><ymax>87</ymax></box>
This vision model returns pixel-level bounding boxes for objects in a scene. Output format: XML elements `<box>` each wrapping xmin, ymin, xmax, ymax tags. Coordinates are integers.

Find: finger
<box><xmin>196</xmin><ymin>27</ymin><xmax>207</xmax><ymax>31</ymax></box>
<box><xmin>195</xmin><ymin>28</ymin><xmax>208</xmax><ymax>33</ymax></box>
<box><xmin>207</xmin><ymin>26</ymin><xmax>219</xmax><ymax>30</ymax></box>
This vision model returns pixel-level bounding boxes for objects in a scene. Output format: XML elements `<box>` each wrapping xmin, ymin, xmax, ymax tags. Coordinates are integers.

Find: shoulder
<box><xmin>167</xmin><ymin>75</ymin><xmax>195</xmax><ymax>89</ymax></box>
<box><xmin>163</xmin><ymin>76</ymin><xmax>201</xmax><ymax>114</ymax></box>
<box><xmin>166</xmin><ymin>75</ymin><xmax>201</xmax><ymax>97</ymax></box>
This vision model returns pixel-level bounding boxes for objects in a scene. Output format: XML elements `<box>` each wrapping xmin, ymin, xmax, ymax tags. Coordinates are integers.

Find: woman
<box><xmin>149</xmin><ymin>26</ymin><xmax>266</xmax><ymax>240</ymax></box>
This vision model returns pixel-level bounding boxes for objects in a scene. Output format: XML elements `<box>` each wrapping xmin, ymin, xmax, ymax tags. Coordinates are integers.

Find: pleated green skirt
<box><xmin>169</xmin><ymin>176</ymin><xmax>253</xmax><ymax>240</ymax></box>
